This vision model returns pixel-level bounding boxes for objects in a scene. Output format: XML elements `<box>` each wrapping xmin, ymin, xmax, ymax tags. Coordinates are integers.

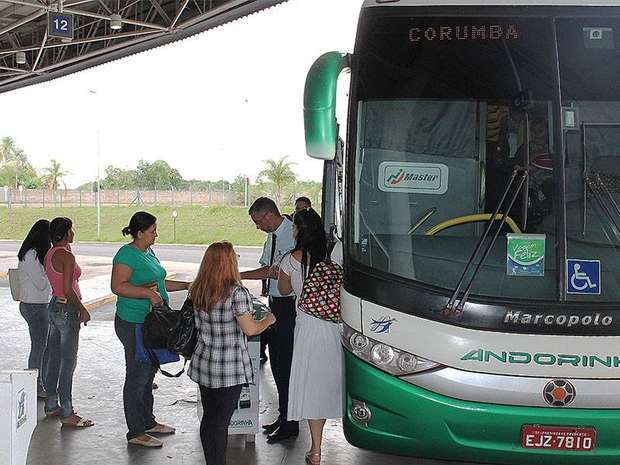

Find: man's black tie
<box><xmin>265</xmin><ymin>233</ymin><xmax>277</xmax><ymax>295</ymax></box>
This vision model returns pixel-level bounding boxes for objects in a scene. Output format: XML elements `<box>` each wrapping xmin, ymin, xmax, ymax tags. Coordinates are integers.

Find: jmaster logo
<box><xmin>386</xmin><ymin>169</ymin><xmax>439</xmax><ymax>186</ymax></box>
<box><xmin>462</xmin><ymin>349</ymin><xmax>620</xmax><ymax>368</ymax></box>
<box><xmin>379</xmin><ymin>161</ymin><xmax>448</xmax><ymax>194</ymax></box>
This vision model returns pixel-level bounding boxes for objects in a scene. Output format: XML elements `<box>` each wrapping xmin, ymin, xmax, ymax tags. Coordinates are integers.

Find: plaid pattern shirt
<box><xmin>188</xmin><ymin>285</ymin><xmax>254</xmax><ymax>388</ymax></box>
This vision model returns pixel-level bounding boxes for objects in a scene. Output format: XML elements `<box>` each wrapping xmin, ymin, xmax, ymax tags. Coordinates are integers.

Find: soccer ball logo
<box><xmin>543</xmin><ymin>379</ymin><xmax>576</xmax><ymax>407</ymax></box>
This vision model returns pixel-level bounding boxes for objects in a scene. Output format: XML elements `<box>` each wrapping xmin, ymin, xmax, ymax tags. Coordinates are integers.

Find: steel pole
<box><xmin>96</xmin><ymin>128</ymin><xmax>101</xmax><ymax>239</ymax></box>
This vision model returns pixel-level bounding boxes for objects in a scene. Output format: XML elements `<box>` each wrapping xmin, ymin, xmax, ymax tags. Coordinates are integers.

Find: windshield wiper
<box><xmin>443</xmin><ymin>166</ymin><xmax>528</xmax><ymax>316</ymax></box>
<box><xmin>520</xmin><ymin>113</ymin><xmax>531</xmax><ymax>232</ymax></box>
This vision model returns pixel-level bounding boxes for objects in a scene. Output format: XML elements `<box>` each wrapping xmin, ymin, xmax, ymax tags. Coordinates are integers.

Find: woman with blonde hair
<box><xmin>188</xmin><ymin>241</ymin><xmax>275</xmax><ymax>465</ymax></box>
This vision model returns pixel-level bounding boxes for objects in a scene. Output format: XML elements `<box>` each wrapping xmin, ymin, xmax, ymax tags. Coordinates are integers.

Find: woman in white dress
<box><xmin>277</xmin><ymin>208</ymin><xmax>343</xmax><ymax>465</ymax></box>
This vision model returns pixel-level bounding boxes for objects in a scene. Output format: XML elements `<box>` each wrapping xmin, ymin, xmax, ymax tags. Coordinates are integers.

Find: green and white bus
<box><xmin>304</xmin><ymin>1</ymin><xmax>620</xmax><ymax>463</ymax></box>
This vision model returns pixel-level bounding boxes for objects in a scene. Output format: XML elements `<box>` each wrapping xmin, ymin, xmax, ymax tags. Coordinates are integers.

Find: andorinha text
<box><xmin>462</xmin><ymin>349</ymin><xmax>620</xmax><ymax>368</ymax></box>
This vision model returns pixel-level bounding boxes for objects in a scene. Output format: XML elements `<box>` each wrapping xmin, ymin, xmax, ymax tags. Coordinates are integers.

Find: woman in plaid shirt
<box><xmin>188</xmin><ymin>241</ymin><xmax>275</xmax><ymax>465</ymax></box>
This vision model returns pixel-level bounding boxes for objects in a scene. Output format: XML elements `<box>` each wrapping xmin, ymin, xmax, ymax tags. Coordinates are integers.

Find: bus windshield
<box><xmin>351</xmin><ymin>10</ymin><xmax>620</xmax><ymax>302</ymax></box>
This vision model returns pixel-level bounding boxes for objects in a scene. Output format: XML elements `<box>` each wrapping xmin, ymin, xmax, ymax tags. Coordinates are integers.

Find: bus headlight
<box><xmin>350</xmin><ymin>333</ymin><xmax>370</xmax><ymax>351</ymax></box>
<box><xmin>342</xmin><ymin>323</ymin><xmax>441</xmax><ymax>376</ymax></box>
<box><xmin>370</xmin><ymin>344</ymin><xmax>394</xmax><ymax>365</ymax></box>
<box><xmin>397</xmin><ymin>353</ymin><xmax>418</xmax><ymax>372</ymax></box>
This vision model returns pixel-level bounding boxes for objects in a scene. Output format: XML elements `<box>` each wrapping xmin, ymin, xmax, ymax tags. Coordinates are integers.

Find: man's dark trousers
<box><xmin>268</xmin><ymin>296</ymin><xmax>297</xmax><ymax>429</ymax></box>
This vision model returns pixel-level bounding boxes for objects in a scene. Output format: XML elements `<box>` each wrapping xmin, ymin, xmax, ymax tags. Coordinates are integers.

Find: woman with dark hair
<box><xmin>17</xmin><ymin>219</ymin><xmax>52</xmax><ymax>398</ymax></box>
<box><xmin>188</xmin><ymin>241</ymin><xmax>275</xmax><ymax>465</ymax></box>
<box><xmin>111</xmin><ymin>211</ymin><xmax>191</xmax><ymax>447</ymax></box>
<box><xmin>44</xmin><ymin>216</ymin><xmax>93</xmax><ymax>427</ymax></box>
<box><xmin>277</xmin><ymin>208</ymin><xmax>343</xmax><ymax>465</ymax></box>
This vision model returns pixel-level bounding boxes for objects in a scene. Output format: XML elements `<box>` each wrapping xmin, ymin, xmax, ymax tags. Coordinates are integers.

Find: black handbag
<box><xmin>167</xmin><ymin>297</ymin><xmax>197</xmax><ymax>359</ymax></box>
<box><xmin>143</xmin><ymin>301</ymin><xmax>195</xmax><ymax>378</ymax></box>
<box><xmin>143</xmin><ymin>302</ymin><xmax>180</xmax><ymax>349</ymax></box>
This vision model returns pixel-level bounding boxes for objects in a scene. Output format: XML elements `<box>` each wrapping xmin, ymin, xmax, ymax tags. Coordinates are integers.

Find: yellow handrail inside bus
<box><xmin>425</xmin><ymin>214</ymin><xmax>522</xmax><ymax>235</ymax></box>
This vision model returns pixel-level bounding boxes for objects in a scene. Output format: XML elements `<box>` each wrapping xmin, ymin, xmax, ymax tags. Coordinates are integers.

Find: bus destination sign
<box><xmin>409</xmin><ymin>25</ymin><xmax>519</xmax><ymax>43</ymax></box>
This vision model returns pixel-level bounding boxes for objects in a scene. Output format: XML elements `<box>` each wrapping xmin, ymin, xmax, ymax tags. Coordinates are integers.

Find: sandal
<box><xmin>61</xmin><ymin>414</ymin><xmax>94</xmax><ymax>428</ymax></box>
<box><xmin>305</xmin><ymin>451</ymin><xmax>321</xmax><ymax>465</ymax></box>
<box><xmin>145</xmin><ymin>423</ymin><xmax>176</xmax><ymax>434</ymax></box>
<box><xmin>128</xmin><ymin>434</ymin><xmax>163</xmax><ymax>447</ymax></box>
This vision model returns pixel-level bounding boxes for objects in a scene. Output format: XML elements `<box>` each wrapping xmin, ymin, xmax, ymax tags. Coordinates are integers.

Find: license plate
<box><xmin>521</xmin><ymin>425</ymin><xmax>596</xmax><ymax>451</ymax></box>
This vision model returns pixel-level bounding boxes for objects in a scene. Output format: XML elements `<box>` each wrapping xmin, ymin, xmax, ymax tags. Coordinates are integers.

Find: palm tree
<box><xmin>0</xmin><ymin>136</ymin><xmax>17</xmax><ymax>163</ymax></box>
<box><xmin>11</xmin><ymin>148</ymin><xmax>28</xmax><ymax>166</ymax></box>
<box><xmin>42</xmin><ymin>159</ymin><xmax>68</xmax><ymax>191</ymax></box>
<box><xmin>258</xmin><ymin>156</ymin><xmax>297</xmax><ymax>205</ymax></box>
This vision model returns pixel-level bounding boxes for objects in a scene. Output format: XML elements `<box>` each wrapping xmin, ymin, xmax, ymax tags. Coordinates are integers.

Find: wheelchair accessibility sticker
<box><xmin>567</xmin><ymin>259</ymin><xmax>601</xmax><ymax>295</ymax></box>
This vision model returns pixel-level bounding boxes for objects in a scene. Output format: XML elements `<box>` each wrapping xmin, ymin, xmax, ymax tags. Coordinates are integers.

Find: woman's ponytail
<box><xmin>122</xmin><ymin>211</ymin><xmax>157</xmax><ymax>239</ymax></box>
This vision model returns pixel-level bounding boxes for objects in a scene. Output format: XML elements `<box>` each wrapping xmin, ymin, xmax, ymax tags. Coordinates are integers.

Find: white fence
<box><xmin>0</xmin><ymin>187</ymin><xmax>235</xmax><ymax>207</ymax></box>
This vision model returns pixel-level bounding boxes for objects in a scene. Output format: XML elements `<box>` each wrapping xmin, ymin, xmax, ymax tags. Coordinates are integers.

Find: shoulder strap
<box><xmin>45</xmin><ymin>246</ymin><xmax>65</xmax><ymax>275</ymax></box>
<box><xmin>145</xmin><ymin>348</ymin><xmax>187</xmax><ymax>378</ymax></box>
<box><xmin>147</xmin><ymin>247</ymin><xmax>160</xmax><ymax>262</ymax></box>
<box><xmin>327</xmin><ymin>241</ymin><xmax>337</xmax><ymax>260</ymax></box>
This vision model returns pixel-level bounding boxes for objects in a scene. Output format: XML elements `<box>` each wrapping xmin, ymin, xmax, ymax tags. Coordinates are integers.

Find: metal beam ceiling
<box><xmin>0</xmin><ymin>0</ymin><xmax>287</xmax><ymax>93</ymax></box>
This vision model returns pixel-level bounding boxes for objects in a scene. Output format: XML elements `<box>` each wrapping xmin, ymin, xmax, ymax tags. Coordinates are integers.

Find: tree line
<box><xmin>0</xmin><ymin>136</ymin><xmax>321</xmax><ymax>207</ymax></box>
<box><xmin>0</xmin><ymin>137</ymin><xmax>66</xmax><ymax>189</ymax></box>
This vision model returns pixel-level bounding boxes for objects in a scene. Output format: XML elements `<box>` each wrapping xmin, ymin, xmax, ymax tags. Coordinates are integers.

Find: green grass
<box><xmin>0</xmin><ymin>205</ymin><xmax>266</xmax><ymax>246</ymax></box>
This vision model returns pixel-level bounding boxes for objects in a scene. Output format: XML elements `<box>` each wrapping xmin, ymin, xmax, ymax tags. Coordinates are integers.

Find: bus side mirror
<box><xmin>304</xmin><ymin>52</ymin><xmax>351</xmax><ymax>160</ymax></box>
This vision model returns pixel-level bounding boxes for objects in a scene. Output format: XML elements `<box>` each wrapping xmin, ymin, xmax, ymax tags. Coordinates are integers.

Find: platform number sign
<box><xmin>48</xmin><ymin>12</ymin><xmax>74</xmax><ymax>39</ymax></box>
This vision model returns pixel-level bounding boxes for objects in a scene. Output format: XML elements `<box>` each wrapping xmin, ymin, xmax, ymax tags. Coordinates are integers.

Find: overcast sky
<box><xmin>0</xmin><ymin>0</ymin><xmax>359</xmax><ymax>188</ymax></box>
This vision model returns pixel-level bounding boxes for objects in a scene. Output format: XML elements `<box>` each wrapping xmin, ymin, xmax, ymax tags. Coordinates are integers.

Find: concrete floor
<box><xmin>2</xmin><ymin>285</ymin><xmax>481</xmax><ymax>465</ymax></box>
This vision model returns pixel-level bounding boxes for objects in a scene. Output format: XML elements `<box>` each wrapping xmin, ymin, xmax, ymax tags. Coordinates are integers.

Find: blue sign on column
<box><xmin>567</xmin><ymin>259</ymin><xmax>601</xmax><ymax>295</ymax></box>
<box><xmin>48</xmin><ymin>12</ymin><xmax>74</xmax><ymax>39</ymax></box>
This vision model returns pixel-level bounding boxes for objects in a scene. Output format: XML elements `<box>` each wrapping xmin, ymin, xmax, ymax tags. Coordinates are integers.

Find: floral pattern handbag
<box><xmin>297</xmin><ymin>261</ymin><xmax>343</xmax><ymax>323</ymax></box>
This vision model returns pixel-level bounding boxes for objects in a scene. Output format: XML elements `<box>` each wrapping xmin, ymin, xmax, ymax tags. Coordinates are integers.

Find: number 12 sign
<box><xmin>48</xmin><ymin>12</ymin><xmax>74</xmax><ymax>39</ymax></box>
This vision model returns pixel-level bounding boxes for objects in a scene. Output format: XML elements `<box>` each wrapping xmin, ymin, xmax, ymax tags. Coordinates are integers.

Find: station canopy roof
<box><xmin>0</xmin><ymin>0</ymin><xmax>286</xmax><ymax>93</ymax></box>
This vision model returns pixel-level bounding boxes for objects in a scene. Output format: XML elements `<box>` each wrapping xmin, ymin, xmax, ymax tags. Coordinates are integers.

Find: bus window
<box><xmin>485</xmin><ymin>105</ymin><xmax>554</xmax><ymax>232</ymax></box>
<box><xmin>558</xmin><ymin>18</ymin><xmax>620</xmax><ymax>302</ymax></box>
<box><xmin>351</xmin><ymin>15</ymin><xmax>558</xmax><ymax>300</ymax></box>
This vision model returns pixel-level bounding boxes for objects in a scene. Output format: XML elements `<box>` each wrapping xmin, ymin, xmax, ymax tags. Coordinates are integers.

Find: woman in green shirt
<box><xmin>111</xmin><ymin>211</ymin><xmax>190</xmax><ymax>448</ymax></box>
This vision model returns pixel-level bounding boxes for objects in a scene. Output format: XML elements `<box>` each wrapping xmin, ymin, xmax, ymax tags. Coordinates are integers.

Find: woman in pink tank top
<box><xmin>43</xmin><ymin>217</ymin><xmax>94</xmax><ymax>428</ymax></box>
<box><xmin>45</xmin><ymin>245</ymin><xmax>82</xmax><ymax>300</ymax></box>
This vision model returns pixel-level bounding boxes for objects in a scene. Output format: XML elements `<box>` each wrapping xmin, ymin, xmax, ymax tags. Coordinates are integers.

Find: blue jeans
<box><xmin>19</xmin><ymin>302</ymin><xmax>50</xmax><ymax>393</ymax></box>
<box><xmin>45</xmin><ymin>298</ymin><xmax>81</xmax><ymax>418</ymax></box>
<box><xmin>114</xmin><ymin>316</ymin><xmax>158</xmax><ymax>440</ymax></box>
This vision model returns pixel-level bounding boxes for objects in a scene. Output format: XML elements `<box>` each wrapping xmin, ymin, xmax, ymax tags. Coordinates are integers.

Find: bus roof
<box><xmin>363</xmin><ymin>0</ymin><xmax>620</xmax><ymax>7</ymax></box>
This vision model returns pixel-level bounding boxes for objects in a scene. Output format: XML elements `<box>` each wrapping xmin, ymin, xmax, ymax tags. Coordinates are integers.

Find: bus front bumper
<box><xmin>344</xmin><ymin>350</ymin><xmax>620</xmax><ymax>464</ymax></box>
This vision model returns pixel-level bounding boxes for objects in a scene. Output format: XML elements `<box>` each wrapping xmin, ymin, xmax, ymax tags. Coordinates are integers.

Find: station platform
<box><xmin>1</xmin><ymin>286</ymin><xmax>476</xmax><ymax>465</ymax></box>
